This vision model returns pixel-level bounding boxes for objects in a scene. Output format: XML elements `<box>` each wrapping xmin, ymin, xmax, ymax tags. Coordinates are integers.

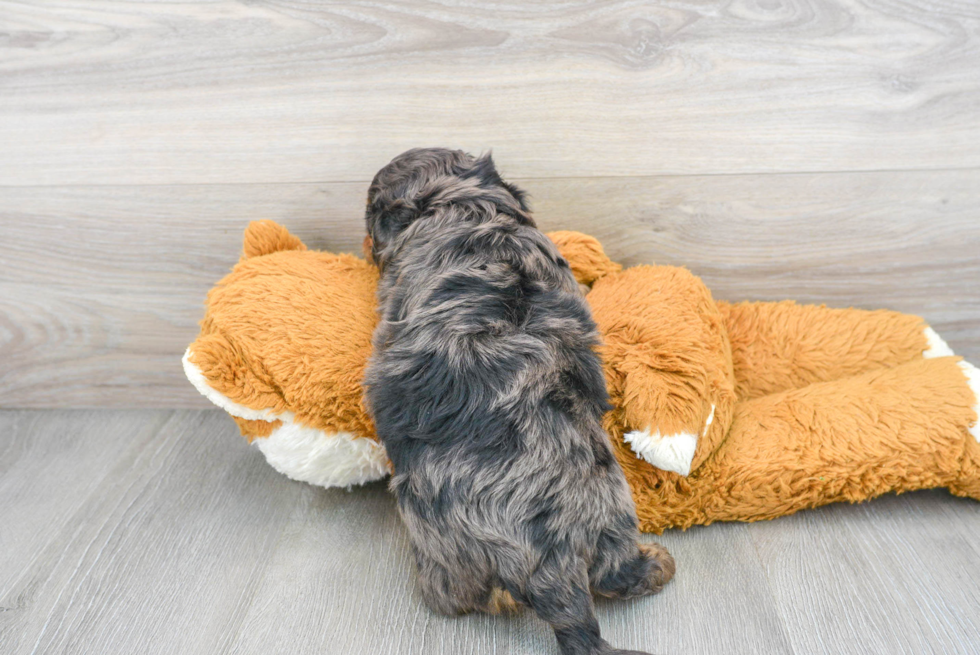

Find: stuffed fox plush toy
<box><xmin>184</xmin><ymin>220</ymin><xmax>980</xmax><ymax>533</ymax></box>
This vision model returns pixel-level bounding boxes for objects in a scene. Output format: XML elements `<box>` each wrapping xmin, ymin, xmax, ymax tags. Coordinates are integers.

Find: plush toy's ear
<box><xmin>241</xmin><ymin>220</ymin><xmax>307</xmax><ymax>260</ymax></box>
<box><xmin>546</xmin><ymin>231</ymin><xmax>622</xmax><ymax>286</ymax></box>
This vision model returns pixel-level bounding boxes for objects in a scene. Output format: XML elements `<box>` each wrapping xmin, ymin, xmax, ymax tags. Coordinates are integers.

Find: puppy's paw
<box><xmin>639</xmin><ymin>542</ymin><xmax>675</xmax><ymax>592</ymax></box>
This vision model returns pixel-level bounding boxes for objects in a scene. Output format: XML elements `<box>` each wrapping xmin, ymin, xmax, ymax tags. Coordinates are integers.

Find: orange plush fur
<box><xmin>184</xmin><ymin>221</ymin><xmax>980</xmax><ymax>532</ymax></box>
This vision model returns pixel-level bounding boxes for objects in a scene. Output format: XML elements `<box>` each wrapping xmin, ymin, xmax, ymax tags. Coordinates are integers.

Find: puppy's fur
<box><xmin>364</xmin><ymin>148</ymin><xmax>674</xmax><ymax>655</ymax></box>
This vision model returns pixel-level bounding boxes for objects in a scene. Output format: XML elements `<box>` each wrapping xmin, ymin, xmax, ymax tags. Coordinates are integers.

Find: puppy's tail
<box><xmin>519</xmin><ymin>554</ymin><xmax>653</xmax><ymax>655</ymax></box>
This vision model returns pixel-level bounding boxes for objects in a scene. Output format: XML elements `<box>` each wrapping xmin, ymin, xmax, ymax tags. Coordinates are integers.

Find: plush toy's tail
<box><xmin>951</xmin><ymin>360</ymin><xmax>980</xmax><ymax>500</ymax></box>
<box><xmin>241</xmin><ymin>219</ymin><xmax>307</xmax><ymax>260</ymax></box>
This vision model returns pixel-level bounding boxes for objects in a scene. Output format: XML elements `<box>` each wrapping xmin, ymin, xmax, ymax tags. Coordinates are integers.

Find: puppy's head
<box><xmin>365</xmin><ymin>148</ymin><xmax>531</xmax><ymax>268</ymax></box>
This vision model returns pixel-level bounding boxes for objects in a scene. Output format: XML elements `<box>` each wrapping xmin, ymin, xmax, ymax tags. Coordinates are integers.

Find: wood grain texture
<box><xmin>0</xmin><ymin>410</ymin><xmax>172</xmax><ymax>598</ymax></box>
<box><xmin>2</xmin><ymin>169</ymin><xmax>978</xmax><ymax>408</ymax></box>
<box><xmin>3</xmin><ymin>409</ymin><xmax>980</xmax><ymax>654</ymax></box>
<box><xmin>2</xmin><ymin>0</ymin><xmax>980</xmax><ymax>185</ymax></box>
<box><xmin>0</xmin><ymin>410</ymin><xmax>306</xmax><ymax>655</ymax></box>
<box><xmin>750</xmin><ymin>492</ymin><xmax>980</xmax><ymax>654</ymax></box>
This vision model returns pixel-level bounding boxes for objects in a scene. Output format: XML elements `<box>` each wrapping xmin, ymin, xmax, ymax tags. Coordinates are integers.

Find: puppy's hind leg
<box><xmin>413</xmin><ymin>546</ymin><xmax>488</xmax><ymax>616</ymax></box>
<box><xmin>520</xmin><ymin>552</ymin><xmax>652</xmax><ymax>655</ymax></box>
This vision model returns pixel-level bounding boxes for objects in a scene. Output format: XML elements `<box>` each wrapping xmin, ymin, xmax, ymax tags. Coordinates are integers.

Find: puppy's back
<box><xmin>367</xmin><ymin>215</ymin><xmax>609</xmax><ymax>469</ymax></box>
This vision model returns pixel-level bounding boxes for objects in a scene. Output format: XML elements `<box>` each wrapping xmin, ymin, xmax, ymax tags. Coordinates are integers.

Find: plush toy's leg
<box><xmin>716</xmin><ymin>300</ymin><xmax>945</xmax><ymax>401</ymax></box>
<box><xmin>624</xmin><ymin>356</ymin><xmax>980</xmax><ymax>533</ymax></box>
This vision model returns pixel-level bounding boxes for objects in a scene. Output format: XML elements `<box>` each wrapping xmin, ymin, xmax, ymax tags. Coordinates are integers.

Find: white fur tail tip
<box><xmin>958</xmin><ymin>360</ymin><xmax>980</xmax><ymax>443</ymax></box>
<box><xmin>923</xmin><ymin>327</ymin><xmax>955</xmax><ymax>358</ymax></box>
<box><xmin>624</xmin><ymin>429</ymin><xmax>697</xmax><ymax>476</ymax></box>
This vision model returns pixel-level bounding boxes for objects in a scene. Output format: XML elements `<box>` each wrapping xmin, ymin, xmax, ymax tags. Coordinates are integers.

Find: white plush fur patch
<box><xmin>923</xmin><ymin>327</ymin><xmax>955</xmax><ymax>359</ymax></box>
<box><xmin>958</xmin><ymin>360</ymin><xmax>980</xmax><ymax>444</ymax></box>
<box><xmin>624</xmin><ymin>429</ymin><xmax>698</xmax><ymax>476</ymax></box>
<box><xmin>182</xmin><ymin>348</ymin><xmax>389</xmax><ymax>487</ymax></box>
<box><xmin>256</xmin><ymin>422</ymin><xmax>390</xmax><ymax>488</ymax></box>
<box><xmin>624</xmin><ymin>405</ymin><xmax>716</xmax><ymax>476</ymax></box>
<box><xmin>919</xmin><ymin>329</ymin><xmax>979</xmax><ymax>443</ymax></box>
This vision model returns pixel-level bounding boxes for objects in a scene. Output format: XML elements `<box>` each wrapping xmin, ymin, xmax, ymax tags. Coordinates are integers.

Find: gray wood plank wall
<box><xmin>2</xmin><ymin>1</ymin><xmax>979</xmax><ymax>408</ymax></box>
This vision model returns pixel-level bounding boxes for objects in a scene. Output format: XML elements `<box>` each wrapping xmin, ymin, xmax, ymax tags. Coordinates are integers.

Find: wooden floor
<box><xmin>1</xmin><ymin>409</ymin><xmax>979</xmax><ymax>655</ymax></box>
<box><xmin>3</xmin><ymin>2</ymin><xmax>980</xmax><ymax>654</ymax></box>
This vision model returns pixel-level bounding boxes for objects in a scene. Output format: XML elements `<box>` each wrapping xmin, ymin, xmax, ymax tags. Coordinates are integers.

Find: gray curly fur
<box><xmin>363</xmin><ymin>148</ymin><xmax>674</xmax><ymax>655</ymax></box>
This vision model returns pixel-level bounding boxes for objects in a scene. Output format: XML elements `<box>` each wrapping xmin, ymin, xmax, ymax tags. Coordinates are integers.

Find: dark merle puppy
<box><xmin>363</xmin><ymin>148</ymin><xmax>674</xmax><ymax>655</ymax></box>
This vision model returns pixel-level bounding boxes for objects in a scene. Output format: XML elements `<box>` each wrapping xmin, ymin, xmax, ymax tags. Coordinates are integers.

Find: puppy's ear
<box><xmin>464</xmin><ymin>153</ymin><xmax>532</xmax><ymax>213</ymax></box>
<box><xmin>366</xmin><ymin>196</ymin><xmax>419</xmax><ymax>269</ymax></box>
<box><xmin>372</xmin><ymin>198</ymin><xmax>417</xmax><ymax>241</ymax></box>
<box><xmin>503</xmin><ymin>180</ymin><xmax>531</xmax><ymax>212</ymax></box>
<box><xmin>462</xmin><ymin>152</ymin><xmax>502</xmax><ymax>183</ymax></box>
